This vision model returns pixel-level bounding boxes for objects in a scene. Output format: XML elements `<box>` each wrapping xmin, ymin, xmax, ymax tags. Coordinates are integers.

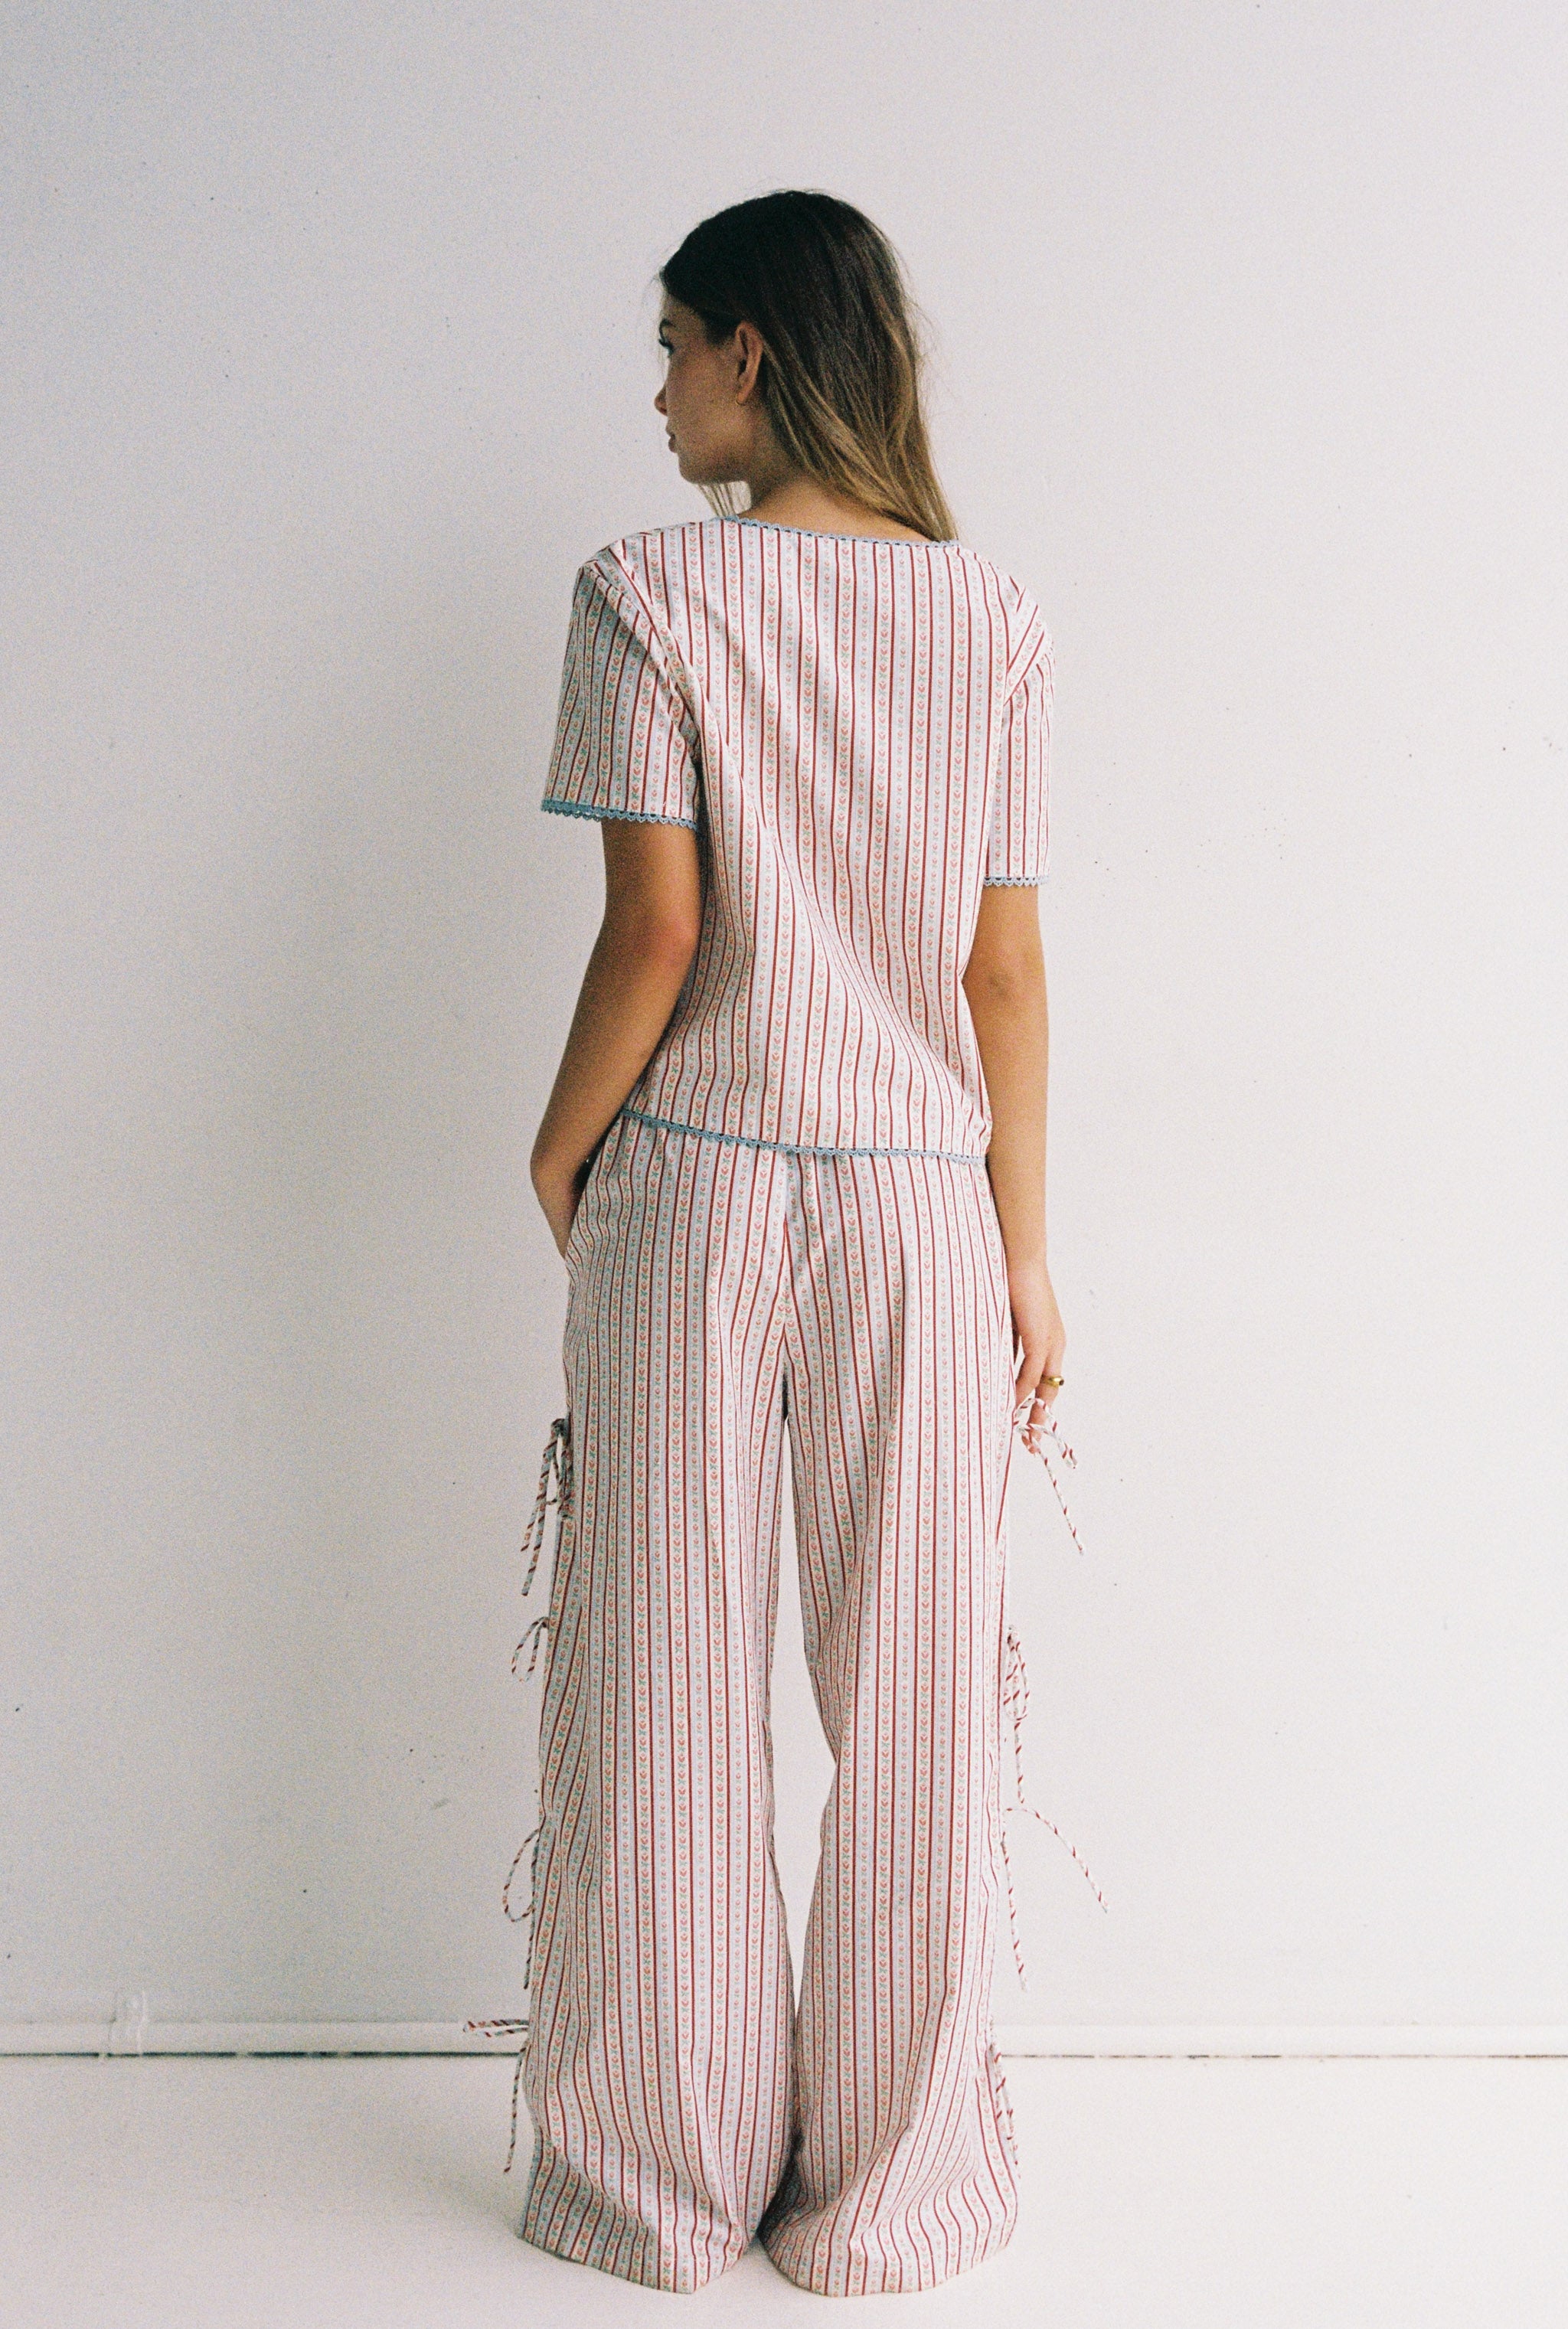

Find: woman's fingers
<box><xmin>1011</xmin><ymin>1272</ymin><xmax>1067</xmax><ymax>1413</ymax></box>
<box><xmin>1015</xmin><ymin>1347</ymin><xmax>1061</xmax><ymax>1412</ymax></box>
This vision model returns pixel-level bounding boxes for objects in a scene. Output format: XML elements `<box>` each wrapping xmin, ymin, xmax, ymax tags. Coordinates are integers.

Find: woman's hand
<box><xmin>1008</xmin><ymin>1254</ymin><xmax>1066</xmax><ymax>1419</ymax></box>
<box><xmin>532</xmin><ymin>1156</ymin><xmax>585</xmax><ymax>1262</ymax></box>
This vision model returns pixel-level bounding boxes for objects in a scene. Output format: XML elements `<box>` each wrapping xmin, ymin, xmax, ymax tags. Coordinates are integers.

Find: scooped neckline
<box><xmin>718</xmin><ymin>514</ymin><xmax>960</xmax><ymax>548</ymax></box>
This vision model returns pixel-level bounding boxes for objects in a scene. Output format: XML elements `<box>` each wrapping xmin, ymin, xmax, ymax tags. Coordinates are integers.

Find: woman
<box><xmin>517</xmin><ymin>190</ymin><xmax>1063</xmax><ymax>2295</ymax></box>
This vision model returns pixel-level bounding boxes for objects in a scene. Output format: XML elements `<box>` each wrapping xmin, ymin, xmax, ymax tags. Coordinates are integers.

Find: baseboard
<box><xmin>5</xmin><ymin>2020</ymin><xmax>1567</xmax><ymax>2059</ymax></box>
<box><xmin>990</xmin><ymin>2023</ymin><xmax>1568</xmax><ymax>2057</ymax></box>
<box><xmin>1</xmin><ymin>2020</ymin><xmax>483</xmax><ymax>2057</ymax></box>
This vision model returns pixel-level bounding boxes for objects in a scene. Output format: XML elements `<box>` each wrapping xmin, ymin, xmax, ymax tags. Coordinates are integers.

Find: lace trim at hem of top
<box><xmin>618</xmin><ymin>1104</ymin><xmax>988</xmax><ymax>1165</ymax></box>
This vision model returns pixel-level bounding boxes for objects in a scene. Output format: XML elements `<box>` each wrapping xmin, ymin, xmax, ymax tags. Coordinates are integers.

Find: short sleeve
<box><xmin>541</xmin><ymin>556</ymin><xmax>702</xmax><ymax>831</ymax></box>
<box><xmin>984</xmin><ymin>615</ymin><xmax>1054</xmax><ymax>887</ymax></box>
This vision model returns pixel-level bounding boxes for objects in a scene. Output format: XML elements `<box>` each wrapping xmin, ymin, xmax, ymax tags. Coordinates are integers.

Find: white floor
<box><xmin>2</xmin><ymin>2055</ymin><xmax>1564</xmax><ymax>2326</ymax></box>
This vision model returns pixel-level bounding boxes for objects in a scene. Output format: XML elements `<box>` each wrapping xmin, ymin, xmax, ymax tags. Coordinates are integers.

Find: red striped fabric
<box><xmin>521</xmin><ymin>1111</ymin><xmax>1022</xmax><ymax>2292</ymax></box>
<box><xmin>542</xmin><ymin>515</ymin><xmax>1054</xmax><ymax>1161</ymax></box>
<box><xmin>495</xmin><ymin>514</ymin><xmax>1066</xmax><ymax>2295</ymax></box>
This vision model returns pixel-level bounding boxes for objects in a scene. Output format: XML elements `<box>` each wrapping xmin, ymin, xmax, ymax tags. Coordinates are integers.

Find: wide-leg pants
<box><xmin>515</xmin><ymin>1106</ymin><xmax>1024</xmax><ymax>2295</ymax></box>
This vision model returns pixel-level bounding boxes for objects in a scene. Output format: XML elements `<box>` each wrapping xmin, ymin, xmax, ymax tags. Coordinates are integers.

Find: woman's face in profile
<box><xmin>655</xmin><ymin>296</ymin><xmax>755</xmax><ymax>485</ymax></box>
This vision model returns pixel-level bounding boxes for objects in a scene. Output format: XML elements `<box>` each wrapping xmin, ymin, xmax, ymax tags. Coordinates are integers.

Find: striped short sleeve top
<box><xmin>541</xmin><ymin>514</ymin><xmax>1054</xmax><ymax>1162</ymax></box>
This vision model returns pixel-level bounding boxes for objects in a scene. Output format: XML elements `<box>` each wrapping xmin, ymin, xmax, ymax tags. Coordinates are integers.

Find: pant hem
<box><xmin>758</xmin><ymin>2203</ymin><xmax>1018</xmax><ymax>2297</ymax></box>
<box><xmin>518</xmin><ymin>2138</ymin><xmax>751</xmax><ymax>2294</ymax></box>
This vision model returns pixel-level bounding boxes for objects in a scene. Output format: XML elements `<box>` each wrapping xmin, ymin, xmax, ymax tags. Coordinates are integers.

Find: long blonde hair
<box><xmin>658</xmin><ymin>191</ymin><xmax>958</xmax><ymax>544</ymax></box>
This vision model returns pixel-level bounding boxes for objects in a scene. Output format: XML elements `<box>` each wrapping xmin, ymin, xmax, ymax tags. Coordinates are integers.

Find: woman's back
<box><xmin>542</xmin><ymin>512</ymin><xmax>1054</xmax><ymax>1160</ymax></box>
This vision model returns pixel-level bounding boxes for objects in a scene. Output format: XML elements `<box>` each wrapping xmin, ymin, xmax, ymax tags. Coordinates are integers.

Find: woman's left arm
<box><xmin>530</xmin><ymin>819</ymin><xmax>702</xmax><ymax>1256</ymax></box>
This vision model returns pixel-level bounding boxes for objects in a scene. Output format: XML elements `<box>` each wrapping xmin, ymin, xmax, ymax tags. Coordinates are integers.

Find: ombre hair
<box><xmin>658</xmin><ymin>190</ymin><xmax>958</xmax><ymax>544</ymax></box>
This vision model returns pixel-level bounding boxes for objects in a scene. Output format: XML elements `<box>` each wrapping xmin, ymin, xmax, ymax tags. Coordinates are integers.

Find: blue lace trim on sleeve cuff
<box><xmin>541</xmin><ymin>796</ymin><xmax>699</xmax><ymax>830</ymax></box>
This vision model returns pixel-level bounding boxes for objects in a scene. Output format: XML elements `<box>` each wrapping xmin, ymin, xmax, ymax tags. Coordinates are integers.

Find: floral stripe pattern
<box><xmin>541</xmin><ymin>515</ymin><xmax>1053</xmax><ymax>1159</ymax></box>
<box><xmin>514</xmin><ymin>1110</ymin><xmax>1024</xmax><ymax>2294</ymax></box>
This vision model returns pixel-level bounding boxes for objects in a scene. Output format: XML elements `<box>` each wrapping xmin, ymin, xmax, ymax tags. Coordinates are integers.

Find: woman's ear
<box><xmin>732</xmin><ymin>319</ymin><xmax>767</xmax><ymax>406</ymax></box>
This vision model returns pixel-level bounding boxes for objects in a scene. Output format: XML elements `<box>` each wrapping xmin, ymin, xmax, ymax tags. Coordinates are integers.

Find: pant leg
<box><xmin>518</xmin><ymin>1113</ymin><xmax>799</xmax><ymax>2293</ymax></box>
<box><xmin>758</xmin><ymin>1146</ymin><xmax>1021</xmax><ymax>2295</ymax></box>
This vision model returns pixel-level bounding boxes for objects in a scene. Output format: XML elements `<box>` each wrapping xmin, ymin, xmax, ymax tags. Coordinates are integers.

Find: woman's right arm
<box><xmin>530</xmin><ymin>819</ymin><xmax>701</xmax><ymax>1256</ymax></box>
<box><xmin>962</xmin><ymin>884</ymin><xmax>1067</xmax><ymax>1417</ymax></box>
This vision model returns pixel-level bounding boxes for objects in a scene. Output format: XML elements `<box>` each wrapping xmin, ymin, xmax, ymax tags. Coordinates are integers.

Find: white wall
<box><xmin>3</xmin><ymin>0</ymin><xmax>1564</xmax><ymax>2044</ymax></box>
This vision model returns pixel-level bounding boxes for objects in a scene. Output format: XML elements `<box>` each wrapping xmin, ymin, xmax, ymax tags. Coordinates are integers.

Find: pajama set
<box><xmin>510</xmin><ymin>513</ymin><xmax>1053</xmax><ymax>2295</ymax></box>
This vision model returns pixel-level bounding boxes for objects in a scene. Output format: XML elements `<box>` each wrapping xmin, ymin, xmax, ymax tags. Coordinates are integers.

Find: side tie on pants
<box><xmin>464</xmin><ymin>1410</ymin><xmax>573</xmax><ymax>2171</ymax></box>
<box><xmin>997</xmin><ymin>1393</ymin><xmax>1109</xmax><ymax>1991</ymax></box>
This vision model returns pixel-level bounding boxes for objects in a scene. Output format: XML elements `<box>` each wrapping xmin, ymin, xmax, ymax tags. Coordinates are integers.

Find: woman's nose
<box><xmin>654</xmin><ymin>385</ymin><xmax>667</xmax><ymax>415</ymax></box>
